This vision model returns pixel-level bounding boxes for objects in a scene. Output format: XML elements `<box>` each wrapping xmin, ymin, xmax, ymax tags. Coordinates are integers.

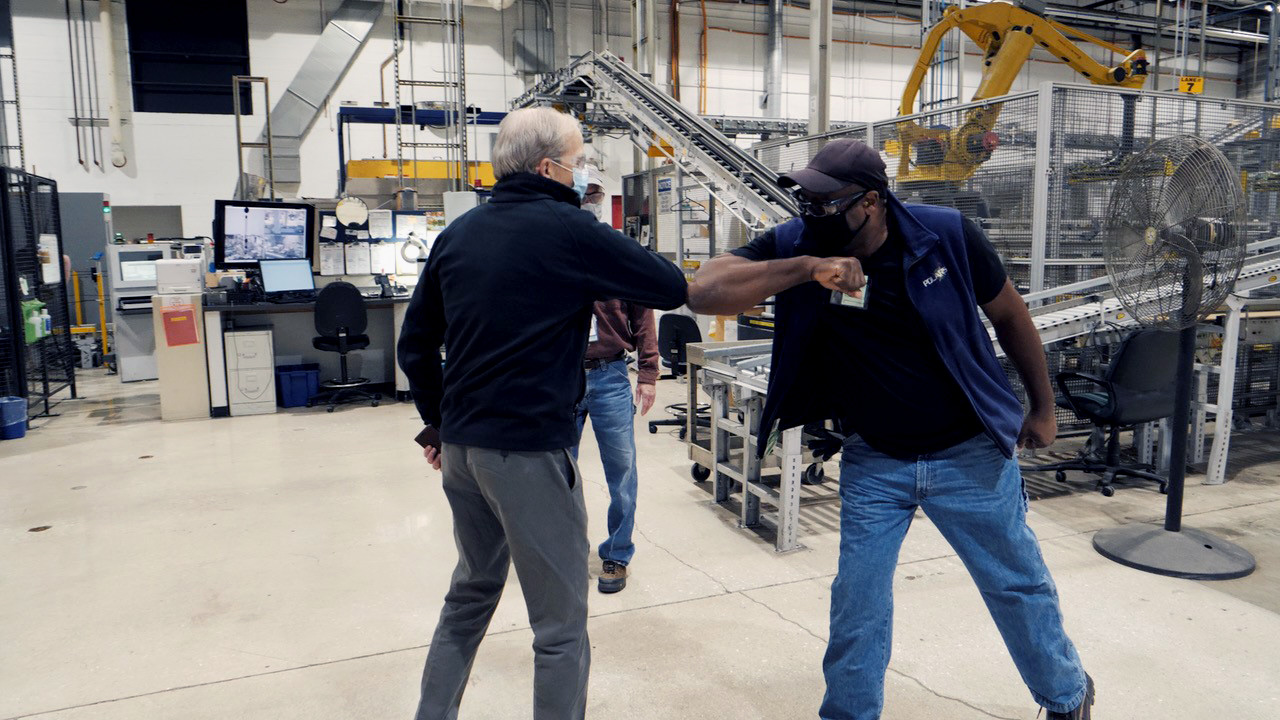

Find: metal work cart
<box><xmin>684</xmin><ymin>340</ymin><xmax>837</xmax><ymax>552</ymax></box>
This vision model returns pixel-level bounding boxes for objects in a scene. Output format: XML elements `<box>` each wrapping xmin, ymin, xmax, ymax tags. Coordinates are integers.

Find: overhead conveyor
<box><xmin>512</xmin><ymin>51</ymin><xmax>798</xmax><ymax>233</ymax></box>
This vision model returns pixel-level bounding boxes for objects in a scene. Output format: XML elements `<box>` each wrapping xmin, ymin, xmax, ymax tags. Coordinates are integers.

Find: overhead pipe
<box><xmin>1154</xmin><ymin>0</ymin><xmax>1165</xmax><ymax>89</ymax></box>
<box><xmin>63</xmin><ymin>0</ymin><xmax>84</xmax><ymax>168</ymax></box>
<box><xmin>713</xmin><ymin>0</ymin><xmax>1273</xmax><ymax>45</ymax></box>
<box><xmin>80</xmin><ymin>0</ymin><xmax>101</xmax><ymax>169</ymax></box>
<box><xmin>808</xmin><ymin>0</ymin><xmax>831</xmax><ymax>133</ymax></box>
<box><xmin>671</xmin><ymin>0</ymin><xmax>681</xmax><ymax>99</ymax></box>
<box><xmin>99</xmin><ymin>0</ymin><xmax>126</xmax><ymax>167</ymax></box>
<box><xmin>1047</xmin><ymin>4</ymin><xmax>1267</xmax><ymax>43</ymax></box>
<box><xmin>703</xmin><ymin>24</ymin><xmax>1242</xmax><ymax>80</ymax></box>
<box><xmin>1200</xmin><ymin>0</ymin><xmax>1209</xmax><ymax>78</ymax></box>
<box><xmin>1269</xmin><ymin>4</ymin><xmax>1279</xmax><ymax>100</ymax></box>
<box><xmin>1187</xmin><ymin>1</ymin><xmax>1275</xmax><ymax>26</ymax></box>
<box><xmin>763</xmin><ymin>0</ymin><xmax>782</xmax><ymax>116</ymax></box>
<box><xmin>699</xmin><ymin>0</ymin><xmax>709</xmax><ymax>114</ymax></box>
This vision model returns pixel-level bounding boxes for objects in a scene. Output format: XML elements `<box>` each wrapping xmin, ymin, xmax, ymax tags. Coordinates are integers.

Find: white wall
<box><xmin>11</xmin><ymin>0</ymin><xmax>1248</xmax><ymax>238</ymax></box>
<box><xmin>14</xmin><ymin>0</ymin><xmax>533</xmax><ymax>237</ymax></box>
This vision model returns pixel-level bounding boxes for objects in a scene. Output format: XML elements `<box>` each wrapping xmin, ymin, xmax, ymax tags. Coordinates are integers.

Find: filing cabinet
<box><xmin>224</xmin><ymin>330</ymin><xmax>277</xmax><ymax>416</ymax></box>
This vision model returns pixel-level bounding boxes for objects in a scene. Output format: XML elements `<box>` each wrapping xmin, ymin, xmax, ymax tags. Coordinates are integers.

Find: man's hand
<box><xmin>423</xmin><ymin>444</ymin><xmax>442</xmax><ymax>471</ymax></box>
<box><xmin>1018</xmin><ymin>409</ymin><xmax>1057</xmax><ymax>451</ymax></box>
<box><xmin>811</xmin><ymin>257</ymin><xmax>866</xmax><ymax>296</ymax></box>
<box><xmin>636</xmin><ymin>382</ymin><xmax>656</xmax><ymax>416</ymax></box>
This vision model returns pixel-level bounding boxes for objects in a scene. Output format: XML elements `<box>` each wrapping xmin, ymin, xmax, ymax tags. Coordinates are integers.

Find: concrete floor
<box><xmin>3</xmin><ymin>369</ymin><xmax>1280</xmax><ymax>719</ymax></box>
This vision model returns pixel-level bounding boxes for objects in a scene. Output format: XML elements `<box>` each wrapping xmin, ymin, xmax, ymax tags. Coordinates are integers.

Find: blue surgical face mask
<box><xmin>551</xmin><ymin>159</ymin><xmax>590</xmax><ymax>201</ymax></box>
<box><xmin>571</xmin><ymin>168</ymin><xmax>590</xmax><ymax>201</ymax></box>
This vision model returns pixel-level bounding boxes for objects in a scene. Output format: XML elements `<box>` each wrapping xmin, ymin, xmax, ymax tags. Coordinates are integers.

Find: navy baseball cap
<box><xmin>778</xmin><ymin>139</ymin><xmax>889</xmax><ymax>195</ymax></box>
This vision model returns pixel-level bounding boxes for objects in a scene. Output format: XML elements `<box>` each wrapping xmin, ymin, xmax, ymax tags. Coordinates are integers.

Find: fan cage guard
<box><xmin>1103</xmin><ymin>134</ymin><xmax>1247</xmax><ymax>331</ymax></box>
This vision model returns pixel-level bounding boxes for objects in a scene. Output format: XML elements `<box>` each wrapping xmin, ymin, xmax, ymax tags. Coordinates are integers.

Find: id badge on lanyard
<box><xmin>830</xmin><ymin>277</ymin><xmax>870</xmax><ymax>309</ymax></box>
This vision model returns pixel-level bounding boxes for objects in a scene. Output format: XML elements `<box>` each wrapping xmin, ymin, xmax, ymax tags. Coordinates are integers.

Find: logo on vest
<box><xmin>922</xmin><ymin>266</ymin><xmax>949</xmax><ymax>287</ymax></box>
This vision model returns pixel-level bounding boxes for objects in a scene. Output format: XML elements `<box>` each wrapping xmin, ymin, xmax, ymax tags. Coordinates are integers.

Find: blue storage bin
<box><xmin>276</xmin><ymin>364</ymin><xmax>321</xmax><ymax>408</ymax></box>
<box><xmin>0</xmin><ymin>396</ymin><xmax>27</xmax><ymax>440</ymax></box>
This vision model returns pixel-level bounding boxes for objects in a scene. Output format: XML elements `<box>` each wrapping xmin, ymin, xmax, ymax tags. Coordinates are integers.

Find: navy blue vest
<box><xmin>757</xmin><ymin>194</ymin><xmax>1024</xmax><ymax>458</ymax></box>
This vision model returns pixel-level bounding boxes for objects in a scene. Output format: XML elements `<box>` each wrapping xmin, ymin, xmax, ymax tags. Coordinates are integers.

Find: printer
<box><xmin>155</xmin><ymin>258</ymin><xmax>204</xmax><ymax>295</ymax></box>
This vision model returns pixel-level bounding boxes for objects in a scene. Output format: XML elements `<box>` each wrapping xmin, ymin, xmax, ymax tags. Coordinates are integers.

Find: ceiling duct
<box><xmin>245</xmin><ymin>0</ymin><xmax>383</xmax><ymax>194</ymax></box>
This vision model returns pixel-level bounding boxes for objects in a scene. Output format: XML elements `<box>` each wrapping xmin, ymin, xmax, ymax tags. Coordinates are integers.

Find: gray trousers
<box><xmin>414</xmin><ymin>443</ymin><xmax>590</xmax><ymax>720</ymax></box>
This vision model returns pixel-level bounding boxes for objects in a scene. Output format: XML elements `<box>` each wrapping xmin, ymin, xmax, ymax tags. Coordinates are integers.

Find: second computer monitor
<box><xmin>214</xmin><ymin>200</ymin><xmax>315</xmax><ymax>269</ymax></box>
<box><xmin>259</xmin><ymin>259</ymin><xmax>316</xmax><ymax>294</ymax></box>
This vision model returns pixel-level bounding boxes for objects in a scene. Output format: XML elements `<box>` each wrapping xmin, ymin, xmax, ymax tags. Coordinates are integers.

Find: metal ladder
<box><xmin>673</xmin><ymin>164</ymin><xmax>716</xmax><ymax>268</ymax></box>
<box><xmin>0</xmin><ymin>45</ymin><xmax>24</xmax><ymax>170</ymax></box>
<box><xmin>393</xmin><ymin>0</ymin><xmax>469</xmax><ymax>192</ymax></box>
<box><xmin>232</xmin><ymin>76</ymin><xmax>276</xmax><ymax>201</ymax></box>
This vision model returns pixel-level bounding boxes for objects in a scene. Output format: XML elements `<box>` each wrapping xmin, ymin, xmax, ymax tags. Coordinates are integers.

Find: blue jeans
<box><xmin>572</xmin><ymin>360</ymin><xmax>638</xmax><ymax>566</ymax></box>
<box><xmin>820</xmin><ymin>434</ymin><xmax>1086</xmax><ymax>719</ymax></box>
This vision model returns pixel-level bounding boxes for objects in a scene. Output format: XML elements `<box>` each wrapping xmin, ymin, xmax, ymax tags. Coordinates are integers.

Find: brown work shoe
<box><xmin>1045</xmin><ymin>674</ymin><xmax>1094</xmax><ymax>720</ymax></box>
<box><xmin>599</xmin><ymin>560</ymin><xmax>628</xmax><ymax>594</ymax></box>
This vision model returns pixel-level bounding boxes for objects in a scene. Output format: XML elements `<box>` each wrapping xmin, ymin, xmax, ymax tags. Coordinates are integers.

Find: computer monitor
<box><xmin>259</xmin><ymin>259</ymin><xmax>316</xmax><ymax>294</ymax></box>
<box><xmin>213</xmin><ymin>200</ymin><xmax>315</xmax><ymax>269</ymax></box>
<box><xmin>107</xmin><ymin>245</ymin><xmax>176</xmax><ymax>292</ymax></box>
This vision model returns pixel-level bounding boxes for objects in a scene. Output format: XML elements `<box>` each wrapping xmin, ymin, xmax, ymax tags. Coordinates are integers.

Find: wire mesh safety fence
<box><xmin>0</xmin><ymin>168</ymin><xmax>76</xmax><ymax>422</ymax></box>
<box><xmin>1206</xmin><ymin>341</ymin><xmax>1280</xmax><ymax>420</ymax></box>
<box><xmin>743</xmin><ymin>83</ymin><xmax>1280</xmax><ymax>423</ymax></box>
<box><xmin>1046</xmin><ymin>87</ymin><xmax>1278</xmax><ymax>297</ymax></box>
<box><xmin>1001</xmin><ymin>336</ymin><xmax>1123</xmax><ymax>435</ymax></box>
<box><xmin>876</xmin><ymin>92</ymin><xmax>1041</xmax><ymax>290</ymax></box>
<box><xmin>750</xmin><ymin>84</ymin><xmax>1280</xmax><ymax>295</ymax></box>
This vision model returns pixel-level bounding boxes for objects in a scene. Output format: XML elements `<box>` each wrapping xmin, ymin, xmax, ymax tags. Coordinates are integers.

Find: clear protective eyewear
<box><xmin>551</xmin><ymin>156</ymin><xmax>588</xmax><ymax>171</ymax></box>
<box><xmin>793</xmin><ymin>188</ymin><xmax>868</xmax><ymax>217</ymax></box>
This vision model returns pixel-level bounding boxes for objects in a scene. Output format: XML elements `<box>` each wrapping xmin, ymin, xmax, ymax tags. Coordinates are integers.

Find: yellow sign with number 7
<box><xmin>1179</xmin><ymin>76</ymin><xmax>1204</xmax><ymax>94</ymax></box>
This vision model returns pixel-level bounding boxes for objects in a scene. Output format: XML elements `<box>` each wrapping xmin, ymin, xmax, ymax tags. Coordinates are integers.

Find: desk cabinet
<box><xmin>205</xmin><ymin>297</ymin><xmax>409</xmax><ymax>417</ymax></box>
<box><xmin>225</xmin><ymin>330</ymin><xmax>276</xmax><ymax>416</ymax></box>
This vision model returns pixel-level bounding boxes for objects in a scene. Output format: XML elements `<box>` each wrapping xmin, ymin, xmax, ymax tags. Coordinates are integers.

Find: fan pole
<box><xmin>1161</xmin><ymin>324</ymin><xmax>1196</xmax><ymax>533</ymax></box>
<box><xmin>1093</xmin><ymin>323</ymin><xmax>1256</xmax><ymax>580</ymax></box>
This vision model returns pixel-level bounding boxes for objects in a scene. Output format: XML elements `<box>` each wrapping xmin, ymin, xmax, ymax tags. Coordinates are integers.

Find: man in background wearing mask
<box><xmin>684</xmin><ymin>139</ymin><xmax>1093</xmax><ymax>720</ymax></box>
<box><xmin>398</xmin><ymin>107</ymin><xmax>688</xmax><ymax>720</ymax></box>
<box><xmin>575</xmin><ymin>165</ymin><xmax>660</xmax><ymax>594</ymax></box>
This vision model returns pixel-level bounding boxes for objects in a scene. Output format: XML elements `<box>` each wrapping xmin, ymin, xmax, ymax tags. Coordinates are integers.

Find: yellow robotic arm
<box><xmin>894</xmin><ymin>1</ymin><xmax>1148</xmax><ymax>187</ymax></box>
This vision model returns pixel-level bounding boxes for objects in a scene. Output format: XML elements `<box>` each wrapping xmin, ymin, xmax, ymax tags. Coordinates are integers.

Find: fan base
<box><xmin>1093</xmin><ymin>524</ymin><xmax>1255</xmax><ymax>580</ymax></box>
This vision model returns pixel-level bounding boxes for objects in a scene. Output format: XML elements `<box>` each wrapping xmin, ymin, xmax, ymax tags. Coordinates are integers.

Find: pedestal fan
<box><xmin>1091</xmin><ymin>134</ymin><xmax>1256</xmax><ymax>580</ymax></box>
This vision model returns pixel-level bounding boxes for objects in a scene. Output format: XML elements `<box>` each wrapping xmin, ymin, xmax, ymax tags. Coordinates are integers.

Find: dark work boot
<box><xmin>1045</xmin><ymin>674</ymin><xmax>1094</xmax><ymax>720</ymax></box>
<box><xmin>598</xmin><ymin>560</ymin><xmax>628</xmax><ymax>594</ymax></box>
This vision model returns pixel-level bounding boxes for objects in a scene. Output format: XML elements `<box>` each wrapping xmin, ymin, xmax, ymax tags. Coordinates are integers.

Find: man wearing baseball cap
<box><xmin>685</xmin><ymin>139</ymin><xmax>1093</xmax><ymax>720</ymax></box>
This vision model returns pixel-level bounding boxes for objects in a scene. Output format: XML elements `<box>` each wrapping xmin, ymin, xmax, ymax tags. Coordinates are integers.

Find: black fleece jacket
<box><xmin>397</xmin><ymin>172</ymin><xmax>688</xmax><ymax>451</ymax></box>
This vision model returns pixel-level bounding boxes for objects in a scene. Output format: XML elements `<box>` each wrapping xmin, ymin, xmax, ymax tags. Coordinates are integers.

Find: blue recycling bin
<box><xmin>276</xmin><ymin>364</ymin><xmax>321</xmax><ymax>408</ymax></box>
<box><xmin>0</xmin><ymin>396</ymin><xmax>27</xmax><ymax>440</ymax></box>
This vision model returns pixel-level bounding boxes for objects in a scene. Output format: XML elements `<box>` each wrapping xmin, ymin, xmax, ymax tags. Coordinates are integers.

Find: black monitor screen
<box><xmin>214</xmin><ymin>200</ymin><xmax>314</xmax><ymax>268</ymax></box>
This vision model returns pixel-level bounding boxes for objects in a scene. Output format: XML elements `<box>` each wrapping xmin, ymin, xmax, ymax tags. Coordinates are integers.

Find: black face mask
<box><xmin>802</xmin><ymin>211</ymin><xmax>870</xmax><ymax>255</ymax></box>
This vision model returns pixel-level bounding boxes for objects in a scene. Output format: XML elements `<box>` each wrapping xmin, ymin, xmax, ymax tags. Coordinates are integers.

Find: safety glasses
<box><xmin>793</xmin><ymin>188</ymin><xmax>868</xmax><ymax>217</ymax></box>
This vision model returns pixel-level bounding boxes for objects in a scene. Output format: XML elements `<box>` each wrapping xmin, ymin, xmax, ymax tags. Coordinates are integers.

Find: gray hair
<box><xmin>491</xmin><ymin>107</ymin><xmax>582</xmax><ymax>180</ymax></box>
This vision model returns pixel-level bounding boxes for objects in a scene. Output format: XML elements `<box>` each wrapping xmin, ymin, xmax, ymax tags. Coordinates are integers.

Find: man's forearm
<box><xmin>687</xmin><ymin>255</ymin><xmax>816</xmax><ymax>316</ymax></box>
<box><xmin>995</xmin><ymin>316</ymin><xmax>1054</xmax><ymax>415</ymax></box>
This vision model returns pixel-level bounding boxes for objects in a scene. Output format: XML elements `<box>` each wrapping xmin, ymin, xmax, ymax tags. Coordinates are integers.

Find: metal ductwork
<box><xmin>763</xmin><ymin>0</ymin><xmax>783</xmax><ymax>117</ymax></box>
<box><xmin>250</xmin><ymin>0</ymin><xmax>383</xmax><ymax>191</ymax></box>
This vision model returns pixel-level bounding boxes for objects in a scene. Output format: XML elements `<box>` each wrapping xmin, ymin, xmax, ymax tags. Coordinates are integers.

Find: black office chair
<box><xmin>1025</xmin><ymin>329</ymin><xmax>1180</xmax><ymax>496</ymax></box>
<box><xmin>307</xmin><ymin>281</ymin><xmax>380</xmax><ymax>412</ymax></box>
<box><xmin>648</xmin><ymin>313</ymin><xmax>711</xmax><ymax>440</ymax></box>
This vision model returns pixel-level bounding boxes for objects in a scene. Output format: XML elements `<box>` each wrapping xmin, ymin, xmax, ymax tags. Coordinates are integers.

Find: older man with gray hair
<box><xmin>398</xmin><ymin>107</ymin><xmax>688</xmax><ymax>719</ymax></box>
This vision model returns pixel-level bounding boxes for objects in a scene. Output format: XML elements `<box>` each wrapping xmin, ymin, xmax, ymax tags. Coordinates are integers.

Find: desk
<box><xmin>203</xmin><ymin>295</ymin><xmax>412</xmax><ymax>417</ymax></box>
